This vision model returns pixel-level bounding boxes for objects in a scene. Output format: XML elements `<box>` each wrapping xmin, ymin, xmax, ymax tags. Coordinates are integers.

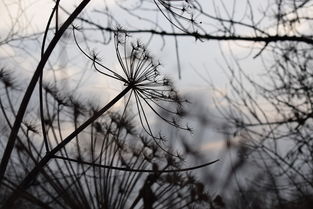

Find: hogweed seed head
<box><xmin>154</xmin><ymin>0</ymin><xmax>201</xmax><ymax>32</ymax></box>
<box><xmin>74</xmin><ymin>29</ymin><xmax>191</xmax><ymax>155</ymax></box>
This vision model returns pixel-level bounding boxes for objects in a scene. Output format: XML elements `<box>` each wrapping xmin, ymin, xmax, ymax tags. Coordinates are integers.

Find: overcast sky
<box><xmin>0</xmin><ymin>0</ymin><xmax>279</xmax><ymax>156</ymax></box>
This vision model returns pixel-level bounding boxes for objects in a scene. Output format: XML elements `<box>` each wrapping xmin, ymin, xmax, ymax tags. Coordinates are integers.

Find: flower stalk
<box><xmin>2</xmin><ymin>85</ymin><xmax>132</xmax><ymax>209</ymax></box>
<box><xmin>0</xmin><ymin>0</ymin><xmax>91</xmax><ymax>188</ymax></box>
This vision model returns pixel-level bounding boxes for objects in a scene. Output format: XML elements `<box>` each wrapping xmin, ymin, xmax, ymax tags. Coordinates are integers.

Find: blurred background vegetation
<box><xmin>1</xmin><ymin>0</ymin><xmax>313</xmax><ymax>208</ymax></box>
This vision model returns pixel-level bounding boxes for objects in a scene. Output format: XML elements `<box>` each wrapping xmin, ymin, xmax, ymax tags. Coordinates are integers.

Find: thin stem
<box><xmin>53</xmin><ymin>155</ymin><xmax>219</xmax><ymax>173</ymax></box>
<box><xmin>40</xmin><ymin>0</ymin><xmax>60</xmax><ymax>153</ymax></box>
<box><xmin>0</xmin><ymin>0</ymin><xmax>91</xmax><ymax>188</ymax></box>
<box><xmin>2</xmin><ymin>85</ymin><xmax>132</xmax><ymax>209</ymax></box>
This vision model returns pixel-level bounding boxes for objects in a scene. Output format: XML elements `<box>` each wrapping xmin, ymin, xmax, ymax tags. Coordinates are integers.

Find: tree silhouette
<box><xmin>202</xmin><ymin>1</ymin><xmax>313</xmax><ymax>208</ymax></box>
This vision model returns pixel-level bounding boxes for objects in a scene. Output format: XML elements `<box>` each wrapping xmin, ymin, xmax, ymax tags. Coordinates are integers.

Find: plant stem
<box><xmin>2</xmin><ymin>85</ymin><xmax>132</xmax><ymax>209</ymax></box>
<box><xmin>0</xmin><ymin>0</ymin><xmax>91</xmax><ymax>188</ymax></box>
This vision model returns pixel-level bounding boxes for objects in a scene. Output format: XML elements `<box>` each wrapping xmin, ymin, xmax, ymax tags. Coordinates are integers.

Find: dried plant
<box><xmin>0</xmin><ymin>26</ymin><xmax>217</xmax><ymax>208</ymax></box>
<box><xmin>74</xmin><ymin>29</ymin><xmax>191</xmax><ymax>149</ymax></box>
<box><xmin>0</xmin><ymin>74</ymin><xmax>212</xmax><ymax>208</ymax></box>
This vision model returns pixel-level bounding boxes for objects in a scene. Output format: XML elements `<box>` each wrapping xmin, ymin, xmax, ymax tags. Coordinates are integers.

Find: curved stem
<box><xmin>2</xmin><ymin>85</ymin><xmax>132</xmax><ymax>209</ymax></box>
<box><xmin>0</xmin><ymin>0</ymin><xmax>91</xmax><ymax>188</ymax></box>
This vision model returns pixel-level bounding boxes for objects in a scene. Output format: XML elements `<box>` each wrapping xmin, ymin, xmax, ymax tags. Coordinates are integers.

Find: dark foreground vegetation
<box><xmin>1</xmin><ymin>0</ymin><xmax>313</xmax><ymax>208</ymax></box>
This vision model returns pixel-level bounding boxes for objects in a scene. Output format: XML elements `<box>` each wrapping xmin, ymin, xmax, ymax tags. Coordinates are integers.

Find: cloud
<box><xmin>0</xmin><ymin>0</ymin><xmax>117</xmax><ymax>37</ymax></box>
<box><xmin>0</xmin><ymin>45</ymin><xmax>15</xmax><ymax>57</ymax></box>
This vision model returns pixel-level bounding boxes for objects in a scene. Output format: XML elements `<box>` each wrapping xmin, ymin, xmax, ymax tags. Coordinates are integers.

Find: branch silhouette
<box><xmin>0</xmin><ymin>0</ymin><xmax>91</xmax><ymax>188</ymax></box>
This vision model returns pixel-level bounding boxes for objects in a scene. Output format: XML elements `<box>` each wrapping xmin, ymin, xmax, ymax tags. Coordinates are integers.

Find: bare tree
<box><xmin>200</xmin><ymin>1</ymin><xmax>313</xmax><ymax>208</ymax></box>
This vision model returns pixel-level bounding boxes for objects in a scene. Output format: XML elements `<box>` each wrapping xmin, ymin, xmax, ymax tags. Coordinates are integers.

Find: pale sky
<box><xmin>0</xmin><ymin>0</ymin><xmax>298</xmax><ymax>154</ymax></box>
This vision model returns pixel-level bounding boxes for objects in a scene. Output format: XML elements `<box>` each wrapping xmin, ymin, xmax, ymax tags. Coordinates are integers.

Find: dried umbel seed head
<box><xmin>74</xmin><ymin>29</ymin><xmax>192</xmax><ymax>154</ymax></box>
<box><xmin>109</xmin><ymin>112</ymin><xmax>136</xmax><ymax>135</ymax></box>
<box><xmin>114</xmin><ymin>33</ymin><xmax>160</xmax><ymax>86</ymax></box>
<box><xmin>116</xmin><ymin>33</ymin><xmax>191</xmax><ymax>130</ymax></box>
<box><xmin>154</xmin><ymin>0</ymin><xmax>201</xmax><ymax>32</ymax></box>
<box><xmin>0</xmin><ymin>68</ymin><xmax>17</xmax><ymax>89</ymax></box>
